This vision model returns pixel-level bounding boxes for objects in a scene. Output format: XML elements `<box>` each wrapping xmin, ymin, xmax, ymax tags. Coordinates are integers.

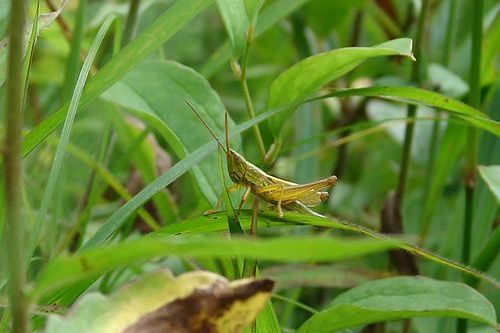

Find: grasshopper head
<box><xmin>227</xmin><ymin>149</ymin><xmax>247</xmax><ymax>184</ymax></box>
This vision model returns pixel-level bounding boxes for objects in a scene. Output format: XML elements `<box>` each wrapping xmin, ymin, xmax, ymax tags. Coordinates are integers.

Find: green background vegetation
<box><xmin>0</xmin><ymin>0</ymin><xmax>498</xmax><ymax>332</ymax></box>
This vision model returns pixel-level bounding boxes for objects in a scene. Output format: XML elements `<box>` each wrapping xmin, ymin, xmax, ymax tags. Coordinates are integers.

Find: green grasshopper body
<box><xmin>187</xmin><ymin>101</ymin><xmax>337</xmax><ymax>218</ymax></box>
<box><xmin>227</xmin><ymin>149</ymin><xmax>336</xmax><ymax>217</ymax></box>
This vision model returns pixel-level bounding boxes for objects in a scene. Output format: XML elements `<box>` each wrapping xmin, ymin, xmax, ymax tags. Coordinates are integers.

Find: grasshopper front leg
<box><xmin>236</xmin><ymin>187</ymin><xmax>251</xmax><ymax>217</ymax></box>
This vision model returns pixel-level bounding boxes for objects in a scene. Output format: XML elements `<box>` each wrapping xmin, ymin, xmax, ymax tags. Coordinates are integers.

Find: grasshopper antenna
<box><xmin>185</xmin><ymin>99</ymin><xmax>227</xmax><ymax>153</ymax></box>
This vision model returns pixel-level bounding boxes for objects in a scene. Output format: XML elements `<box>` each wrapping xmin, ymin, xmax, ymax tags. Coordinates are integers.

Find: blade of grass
<box><xmin>22</xmin><ymin>1</ymin><xmax>39</xmax><ymax>110</ymax></box>
<box><xmin>22</xmin><ymin>0</ymin><xmax>214</xmax><ymax>158</ymax></box>
<box><xmin>316</xmin><ymin>86</ymin><xmax>500</xmax><ymax>135</ymax></box>
<box><xmin>27</xmin><ymin>16</ymin><xmax>116</xmax><ymax>262</ymax></box>
<box><xmin>33</xmin><ymin>235</ymin><xmax>401</xmax><ymax>301</ymax></box>
<box><xmin>121</xmin><ymin>0</ymin><xmax>140</xmax><ymax>47</ymax></box>
<box><xmin>154</xmin><ymin>210</ymin><xmax>500</xmax><ymax>289</ymax></box>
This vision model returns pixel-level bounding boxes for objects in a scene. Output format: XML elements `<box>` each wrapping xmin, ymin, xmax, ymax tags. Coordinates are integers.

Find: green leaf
<box><xmin>33</xmin><ymin>235</ymin><xmax>399</xmax><ymax>301</ymax></box>
<box><xmin>318</xmin><ymin>86</ymin><xmax>500</xmax><ymax>135</ymax></box>
<box><xmin>297</xmin><ymin>277</ymin><xmax>497</xmax><ymax>333</ymax></box>
<box><xmin>478</xmin><ymin>165</ymin><xmax>500</xmax><ymax>203</ymax></box>
<box><xmin>216</xmin><ymin>0</ymin><xmax>249</xmax><ymax>57</ymax></box>
<box><xmin>267</xmin><ymin>38</ymin><xmax>415</xmax><ymax>134</ymax></box>
<box><xmin>22</xmin><ymin>0</ymin><xmax>214</xmax><ymax>158</ymax></box>
<box><xmin>101</xmin><ymin>59</ymin><xmax>236</xmax><ymax>205</ymax></box>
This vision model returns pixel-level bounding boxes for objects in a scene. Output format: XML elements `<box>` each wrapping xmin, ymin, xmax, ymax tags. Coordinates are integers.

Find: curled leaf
<box><xmin>44</xmin><ymin>270</ymin><xmax>274</xmax><ymax>333</ymax></box>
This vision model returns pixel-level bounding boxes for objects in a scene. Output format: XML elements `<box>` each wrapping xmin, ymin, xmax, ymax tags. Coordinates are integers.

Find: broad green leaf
<box><xmin>200</xmin><ymin>0</ymin><xmax>311</xmax><ymax>78</ymax></box>
<box><xmin>478</xmin><ymin>165</ymin><xmax>500</xmax><ymax>203</ymax></box>
<box><xmin>33</xmin><ymin>235</ymin><xmax>399</xmax><ymax>300</ymax></box>
<box><xmin>44</xmin><ymin>270</ymin><xmax>273</xmax><ymax>333</ymax></box>
<box><xmin>268</xmin><ymin>38</ymin><xmax>415</xmax><ymax>135</ymax></box>
<box><xmin>318</xmin><ymin>86</ymin><xmax>500</xmax><ymax>135</ymax></box>
<box><xmin>216</xmin><ymin>0</ymin><xmax>249</xmax><ymax>56</ymax></box>
<box><xmin>297</xmin><ymin>277</ymin><xmax>497</xmax><ymax>333</ymax></box>
<box><xmin>101</xmin><ymin>59</ymin><xmax>237</xmax><ymax>205</ymax></box>
<box><xmin>22</xmin><ymin>0</ymin><xmax>214</xmax><ymax>158</ymax></box>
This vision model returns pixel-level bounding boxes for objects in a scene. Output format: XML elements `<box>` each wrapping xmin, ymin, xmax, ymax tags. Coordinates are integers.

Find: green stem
<box><xmin>121</xmin><ymin>0</ymin><xmax>141</xmax><ymax>46</ymax></box>
<box><xmin>420</xmin><ymin>0</ymin><xmax>457</xmax><ymax>239</ymax></box>
<box><xmin>396</xmin><ymin>0</ymin><xmax>429</xmax><ymax>202</ymax></box>
<box><xmin>457</xmin><ymin>1</ymin><xmax>483</xmax><ymax>333</ymax></box>
<box><xmin>462</xmin><ymin>0</ymin><xmax>483</xmax><ymax>270</ymax></box>
<box><xmin>4</xmin><ymin>0</ymin><xmax>28</xmax><ymax>332</ymax></box>
<box><xmin>236</xmin><ymin>26</ymin><xmax>266</xmax><ymax>162</ymax></box>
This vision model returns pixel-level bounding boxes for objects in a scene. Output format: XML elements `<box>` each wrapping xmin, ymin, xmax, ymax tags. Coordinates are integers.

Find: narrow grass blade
<box><xmin>317</xmin><ymin>86</ymin><xmax>500</xmax><ymax>135</ymax></box>
<box><xmin>27</xmin><ymin>16</ymin><xmax>116</xmax><ymax>261</ymax></box>
<box><xmin>155</xmin><ymin>210</ymin><xmax>500</xmax><ymax>289</ymax></box>
<box><xmin>33</xmin><ymin>235</ymin><xmax>400</xmax><ymax>300</ymax></box>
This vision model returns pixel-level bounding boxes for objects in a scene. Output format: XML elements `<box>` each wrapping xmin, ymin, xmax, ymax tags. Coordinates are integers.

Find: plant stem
<box><xmin>462</xmin><ymin>0</ymin><xmax>482</xmax><ymax>271</ymax></box>
<box><xmin>396</xmin><ymin>0</ymin><xmax>428</xmax><ymax>202</ymax></box>
<box><xmin>457</xmin><ymin>1</ymin><xmax>483</xmax><ymax>333</ymax></box>
<box><xmin>4</xmin><ymin>0</ymin><xmax>28</xmax><ymax>332</ymax></box>
<box><xmin>236</xmin><ymin>27</ymin><xmax>266</xmax><ymax>162</ymax></box>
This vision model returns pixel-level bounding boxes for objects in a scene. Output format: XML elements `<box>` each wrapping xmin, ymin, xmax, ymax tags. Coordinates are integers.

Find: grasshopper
<box><xmin>186</xmin><ymin>101</ymin><xmax>337</xmax><ymax>218</ymax></box>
